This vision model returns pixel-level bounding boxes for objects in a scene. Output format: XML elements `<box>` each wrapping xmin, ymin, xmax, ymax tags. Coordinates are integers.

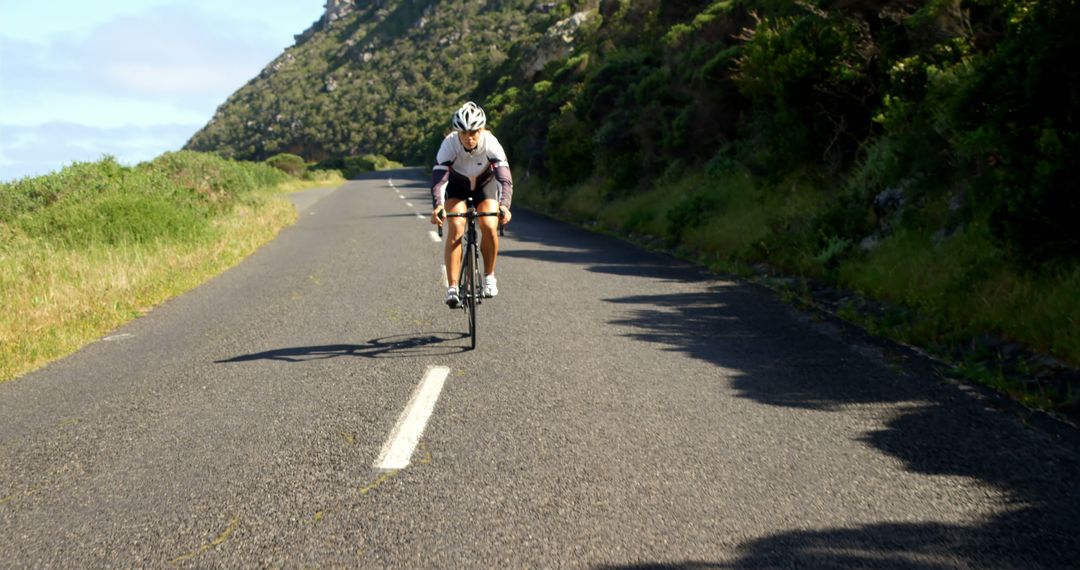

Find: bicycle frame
<box><xmin>443</xmin><ymin>198</ymin><xmax>499</xmax><ymax>349</ymax></box>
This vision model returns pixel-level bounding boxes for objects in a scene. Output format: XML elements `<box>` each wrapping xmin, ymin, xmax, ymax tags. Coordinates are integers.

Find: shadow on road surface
<box><xmin>215</xmin><ymin>332</ymin><xmax>468</xmax><ymax>363</ymax></box>
<box><xmin>607</xmin><ymin>286</ymin><xmax>1080</xmax><ymax>568</ymax></box>
<box><xmin>509</xmin><ymin>210</ymin><xmax>1080</xmax><ymax>568</ymax></box>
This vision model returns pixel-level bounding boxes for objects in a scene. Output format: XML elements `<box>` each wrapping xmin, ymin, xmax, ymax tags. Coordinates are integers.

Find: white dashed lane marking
<box><xmin>374</xmin><ymin>366</ymin><xmax>451</xmax><ymax>472</ymax></box>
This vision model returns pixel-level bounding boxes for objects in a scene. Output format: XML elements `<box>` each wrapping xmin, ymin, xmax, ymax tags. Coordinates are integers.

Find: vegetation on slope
<box><xmin>0</xmin><ymin>152</ymin><xmax>342</xmax><ymax>383</ymax></box>
<box><xmin>185</xmin><ymin>0</ymin><xmax>562</xmax><ymax>165</ymax></box>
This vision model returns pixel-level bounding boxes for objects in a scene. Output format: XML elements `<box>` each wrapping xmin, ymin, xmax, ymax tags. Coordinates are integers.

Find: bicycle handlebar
<box><xmin>444</xmin><ymin>211</ymin><xmax>501</xmax><ymax>219</ymax></box>
<box><xmin>437</xmin><ymin>209</ymin><xmax>505</xmax><ymax>236</ymax></box>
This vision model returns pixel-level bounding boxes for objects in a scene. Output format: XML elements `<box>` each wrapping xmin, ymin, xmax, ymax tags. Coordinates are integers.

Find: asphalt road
<box><xmin>2</xmin><ymin>169</ymin><xmax>1077</xmax><ymax>568</ymax></box>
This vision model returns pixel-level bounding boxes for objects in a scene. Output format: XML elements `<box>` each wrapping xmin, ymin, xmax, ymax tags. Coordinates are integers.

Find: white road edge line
<box><xmin>441</xmin><ymin>264</ymin><xmax>448</xmax><ymax>288</ymax></box>
<box><xmin>405</xmin><ymin>201</ymin><xmax>413</xmax><ymax>207</ymax></box>
<box><xmin>428</xmin><ymin>231</ymin><xmax>441</xmax><ymax>243</ymax></box>
<box><xmin>374</xmin><ymin>366</ymin><xmax>451</xmax><ymax>472</ymax></box>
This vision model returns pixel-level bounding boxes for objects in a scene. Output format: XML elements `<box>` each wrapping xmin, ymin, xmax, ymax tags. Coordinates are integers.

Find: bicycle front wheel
<box><xmin>463</xmin><ymin>244</ymin><xmax>478</xmax><ymax>350</ymax></box>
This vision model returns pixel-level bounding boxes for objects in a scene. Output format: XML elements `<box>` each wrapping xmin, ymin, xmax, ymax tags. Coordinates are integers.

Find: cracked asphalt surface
<box><xmin>2</xmin><ymin>169</ymin><xmax>1077</xmax><ymax>568</ymax></box>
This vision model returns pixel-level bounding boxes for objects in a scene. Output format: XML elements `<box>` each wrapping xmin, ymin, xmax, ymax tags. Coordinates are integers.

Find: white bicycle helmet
<box><xmin>452</xmin><ymin>101</ymin><xmax>486</xmax><ymax>131</ymax></box>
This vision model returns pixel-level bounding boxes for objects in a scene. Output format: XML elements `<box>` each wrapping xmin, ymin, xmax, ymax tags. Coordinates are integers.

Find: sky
<box><xmin>0</xmin><ymin>1</ymin><xmax>326</xmax><ymax>182</ymax></box>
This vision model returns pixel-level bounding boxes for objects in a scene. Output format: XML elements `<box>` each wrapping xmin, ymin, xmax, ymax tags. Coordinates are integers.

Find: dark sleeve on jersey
<box><xmin>492</xmin><ymin>161</ymin><xmax>513</xmax><ymax>209</ymax></box>
<box><xmin>430</xmin><ymin>162</ymin><xmax>451</xmax><ymax>207</ymax></box>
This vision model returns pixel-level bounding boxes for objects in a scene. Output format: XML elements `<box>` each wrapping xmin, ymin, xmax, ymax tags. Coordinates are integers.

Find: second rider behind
<box><xmin>430</xmin><ymin>101</ymin><xmax>513</xmax><ymax>308</ymax></box>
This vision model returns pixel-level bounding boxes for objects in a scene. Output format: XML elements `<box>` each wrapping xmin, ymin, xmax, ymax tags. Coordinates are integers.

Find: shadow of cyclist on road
<box><xmin>214</xmin><ymin>332</ymin><xmax>468</xmax><ymax>363</ymax></box>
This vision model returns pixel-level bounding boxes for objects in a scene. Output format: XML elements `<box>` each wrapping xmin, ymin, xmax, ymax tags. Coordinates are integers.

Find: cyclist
<box><xmin>430</xmin><ymin>101</ymin><xmax>513</xmax><ymax>308</ymax></box>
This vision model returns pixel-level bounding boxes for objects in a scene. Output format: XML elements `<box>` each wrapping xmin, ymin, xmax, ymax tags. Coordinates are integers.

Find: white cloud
<box><xmin>1</xmin><ymin>1</ymin><xmax>322</xmax><ymax>45</ymax></box>
<box><xmin>1</xmin><ymin>90</ymin><xmax>209</xmax><ymax>128</ymax></box>
<box><xmin>0</xmin><ymin>2</ymin><xmax>310</xmax><ymax>179</ymax></box>
<box><xmin>104</xmin><ymin>62</ymin><xmax>259</xmax><ymax>96</ymax></box>
<box><xmin>3</xmin><ymin>5</ymin><xmax>282</xmax><ymax>112</ymax></box>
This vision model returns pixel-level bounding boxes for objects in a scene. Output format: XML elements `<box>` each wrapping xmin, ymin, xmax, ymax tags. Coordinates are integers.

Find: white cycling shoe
<box><xmin>445</xmin><ymin>286</ymin><xmax>460</xmax><ymax>308</ymax></box>
<box><xmin>483</xmin><ymin>275</ymin><xmax>498</xmax><ymax>298</ymax></box>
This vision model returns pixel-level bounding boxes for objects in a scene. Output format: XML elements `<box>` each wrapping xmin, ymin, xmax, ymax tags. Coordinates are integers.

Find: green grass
<box><xmin>676</xmin><ymin>171</ymin><xmax>771</xmax><ymax>259</ymax></box>
<box><xmin>0</xmin><ymin>152</ymin><xmax>344</xmax><ymax>383</ymax></box>
<box><xmin>837</xmin><ymin>223</ymin><xmax>1080</xmax><ymax>366</ymax></box>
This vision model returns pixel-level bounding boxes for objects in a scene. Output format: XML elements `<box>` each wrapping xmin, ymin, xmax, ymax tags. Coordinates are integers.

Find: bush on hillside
<box><xmin>732</xmin><ymin>6</ymin><xmax>876</xmax><ymax>173</ymax></box>
<box><xmin>143</xmin><ymin>151</ymin><xmax>288</xmax><ymax>209</ymax></box>
<box><xmin>0</xmin><ymin>153</ymin><xmax>290</xmax><ymax>249</ymax></box>
<box><xmin>942</xmin><ymin>0</ymin><xmax>1080</xmax><ymax>263</ymax></box>
<box><xmin>265</xmin><ymin>153</ymin><xmax>307</xmax><ymax>177</ymax></box>
<box><xmin>315</xmin><ymin>154</ymin><xmax>403</xmax><ymax>178</ymax></box>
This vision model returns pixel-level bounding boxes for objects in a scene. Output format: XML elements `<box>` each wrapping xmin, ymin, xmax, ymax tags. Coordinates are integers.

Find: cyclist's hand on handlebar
<box><xmin>499</xmin><ymin>206</ymin><xmax>512</xmax><ymax>225</ymax></box>
<box><xmin>431</xmin><ymin>205</ymin><xmax>445</xmax><ymax>226</ymax></box>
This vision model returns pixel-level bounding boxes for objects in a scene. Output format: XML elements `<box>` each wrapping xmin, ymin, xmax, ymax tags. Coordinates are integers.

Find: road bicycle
<box><xmin>442</xmin><ymin>198</ymin><xmax>500</xmax><ymax>350</ymax></box>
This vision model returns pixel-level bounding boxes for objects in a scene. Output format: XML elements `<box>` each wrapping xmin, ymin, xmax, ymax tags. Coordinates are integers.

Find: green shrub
<box><xmin>301</xmin><ymin>167</ymin><xmax>344</xmax><ymax>182</ymax></box>
<box><xmin>545</xmin><ymin>112</ymin><xmax>594</xmax><ymax>189</ymax></box>
<box><xmin>1</xmin><ymin>153</ymin><xmax>291</xmax><ymax>249</ymax></box>
<box><xmin>17</xmin><ymin>187</ymin><xmax>207</xmax><ymax>248</ymax></box>
<box><xmin>733</xmin><ymin>8</ymin><xmax>875</xmax><ymax>169</ymax></box>
<box><xmin>0</xmin><ymin>158</ymin><xmax>125</xmax><ymax>222</ymax></box>
<box><xmin>342</xmin><ymin>154</ymin><xmax>390</xmax><ymax>178</ymax></box>
<box><xmin>265</xmin><ymin>153</ymin><xmax>307</xmax><ymax>177</ymax></box>
<box><xmin>940</xmin><ymin>0</ymin><xmax>1080</xmax><ymax>263</ymax></box>
<box><xmin>143</xmin><ymin>151</ymin><xmax>289</xmax><ymax>208</ymax></box>
<box><xmin>666</xmin><ymin>191</ymin><xmax>721</xmax><ymax>245</ymax></box>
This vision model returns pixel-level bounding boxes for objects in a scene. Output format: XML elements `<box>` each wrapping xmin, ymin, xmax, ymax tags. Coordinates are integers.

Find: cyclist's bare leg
<box><xmin>477</xmin><ymin>198</ymin><xmax>500</xmax><ymax>275</ymax></box>
<box><xmin>443</xmin><ymin>198</ymin><xmax>466</xmax><ymax>287</ymax></box>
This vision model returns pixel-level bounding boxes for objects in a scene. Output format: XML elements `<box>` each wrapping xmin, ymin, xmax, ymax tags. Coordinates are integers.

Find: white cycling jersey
<box><xmin>431</xmin><ymin>131</ymin><xmax>513</xmax><ymax>208</ymax></box>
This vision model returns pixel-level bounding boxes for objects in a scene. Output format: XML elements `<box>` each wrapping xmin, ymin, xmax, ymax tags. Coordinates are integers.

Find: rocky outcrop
<box><xmin>294</xmin><ymin>0</ymin><xmax>367</xmax><ymax>44</ymax></box>
<box><xmin>324</xmin><ymin>0</ymin><xmax>358</xmax><ymax>24</ymax></box>
<box><xmin>523</xmin><ymin>10</ymin><xmax>595</xmax><ymax>79</ymax></box>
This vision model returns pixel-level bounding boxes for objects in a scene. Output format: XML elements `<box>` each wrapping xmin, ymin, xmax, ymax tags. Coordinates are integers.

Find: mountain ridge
<box><xmin>184</xmin><ymin>0</ymin><xmax>578</xmax><ymax>164</ymax></box>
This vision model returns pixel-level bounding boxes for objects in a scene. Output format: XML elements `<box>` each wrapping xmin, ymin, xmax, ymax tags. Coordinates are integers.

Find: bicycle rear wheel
<box><xmin>463</xmin><ymin>244</ymin><xmax>478</xmax><ymax>350</ymax></box>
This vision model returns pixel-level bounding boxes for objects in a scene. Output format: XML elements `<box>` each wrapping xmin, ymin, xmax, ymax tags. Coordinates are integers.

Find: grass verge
<box><xmin>0</xmin><ymin>153</ymin><xmax>343</xmax><ymax>383</ymax></box>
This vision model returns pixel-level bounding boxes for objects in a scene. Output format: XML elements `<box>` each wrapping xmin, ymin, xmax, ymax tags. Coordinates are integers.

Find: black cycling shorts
<box><xmin>445</xmin><ymin>177</ymin><xmax>499</xmax><ymax>204</ymax></box>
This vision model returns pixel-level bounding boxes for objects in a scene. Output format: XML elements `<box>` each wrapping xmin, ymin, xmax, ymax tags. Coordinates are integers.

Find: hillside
<box><xmin>184</xmin><ymin>0</ymin><xmax>569</xmax><ymax>164</ymax></box>
<box><xmin>187</xmin><ymin>0</ymin><xmax>1079</xmax><ymax>416</ymax></box>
